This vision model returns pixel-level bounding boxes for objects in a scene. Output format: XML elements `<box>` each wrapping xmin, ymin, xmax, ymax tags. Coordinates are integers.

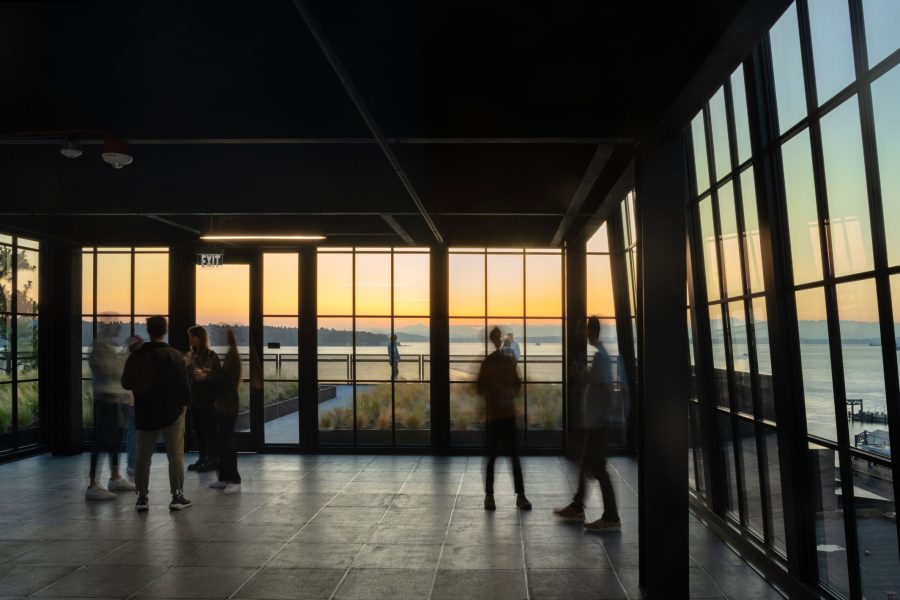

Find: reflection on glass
<box><xmin>729</xmin><ymin>301</ymin><xmax>752</xmax><ymax>415</ymax></box>
<box><xmin>526</xmin><ymin>383</ymin><xmax>563</xmax><ymax>445</ymax></box>
<box><xmin>739</xmin><ymin>420</ymin><xmax>764</xmax><ymax>538</ymax></box>
<box><xmin>317</xmin><ymin>316</ymin><xmax>353</xmax><ymax>383</ymax></box>
<box><xmin>586</xmin><ymin>254</ymin><xmax>614</xmax><ymax>317</ymax></box>
<box><xmin>809</xmin><ymin>443</ymin><xmax>850</xmax><ymax>597</ymax></box>
<box><xmin>741</xmin><ymin>168</ymin><xmax>765</xmax><ymax>292</ymax></box>
<box><xmin>718</xmin><ymin>413</ymin><xmax>740</xmax><ymax>518</ymax></box>
<box><xmin>863</xmin><ymin>0</ymin><xmax>900</xmax><ymax>67</ymax></box>
<box><xmin>718</xmin><ymin>184</ymin><xmax>742</xmax><ymax>298</ymax></box>
<box><xmin>263</xmin><ymin>317</ymin><xmax>298</xmax><ymax>379</ymax></box>
<box><xmin>871</xmin><ymin>65</ymin><xmax>900</xmax><ymax>266</ymax></box>
<box><xmin>96</xmin><ymin>253</ymin><xmax>131</xmax><ymax>315</ymax></box>
<box><xmin>394</xmin><ymin>382</ymin><xmax>431</xmax><ymax>445</ymax></box>
<box><xmin>783</xmin><ymin>130</ymin><xmax>823</xmax><ymax>284</ymax></box>
<box><xmin>394</xmin><ymin>317</ymin><xmax>429</xmax><ymax>381</ymax></box>
<box><xmin>796</xmin><ymin>288</ymin><xmax>837</xmax><ymax>440</ymax></box>
<box><xmin>450</xmin><ymin>318</ymin><xmax>485</xmax><ymax>383</ymax></box>
<box><xmin>731</xmin><ymin>65</ymin><xmax>752</xmax><ymax>164</ymax></box>
<box><xmin>487</xmin><ymin>254</ymin><xmax>523</xmax><ymax>316</ymax></box>
<box><xmin>263</xmin><ymin>381</ymin><xmax>298</xmax><ymax>445</ymax></box>
<box><xmin>525</xmin><ymin>254</ymin><xmax>561</xmax><ymax>317</ymax></box>
<box><xmin>17</xmin><ymin>250</ymin><xmax>38</xmax><ymax>314</ymax></box>
<box><xmin>263</xmin><ymin>253</ymin><xmax>298</xmax><ymax>315</ymax></box>
<box><xmin>449</xmin><ymin>253</ymin><xmax>485</xmax><ymax>316</ymax></box>
<box><xmin>699</xmin><ymin>198</ymin><xmax>721</xmax><ymax>300</ymax></box>
<box><xmin>134</xmin><ymin>252</ymin><xmax>169</xmax><ymax>315</ymax></box>
<box><xmin>853</xmin><ymin>461</ymin><xmax>900</xmax><ymax>598</ymax></box>
<box><xmin>393</xmin><ymin>253</ymin><xmax>429</xmax><ymax>316</ymax></box>
<box><xmin>525</xmin><ymin>319</ymin><xmax>563</xmax><ymax>382</ymax></box>
<box><xmin>16</xmin><ymin>317</ymin><xmax>38</xmax><ymax>379</ymax></box>
<box><xmin>821</xmin><ymin>97</ymin><xmax>874</xmax><ymax>276</ymax></box>
<box><xmin>808</xmin><ymin>0</ymin><xmax>855</xmax><ymax>104</ymax></box>
<box><xmin>354</xmin><ymin>317</ymin><xmax>391</xmax><ymax>381</ymax></box>
<box><xmin>770</xmin><ymin>3</ymin><xmax>808</xmax><ymax>133</ymax></box>
<box><xmin>355</xmin><ymin>253</ymin><xmax>391</xmax><ymax>316</ymax></box>
<box><xmin>691</xmin><ymin>112</ymin><xmax>710</xmax><ymax>193</ymax></box>
<box><xmin>709</xmin><ymin>87</ymin><xmax>731</xmax><ymax>181</ymax></box>
<box><xmin>709</xmin><ymin>304</ymin><xmax>730</xmax><ymax>409</ymax></box>
<box><xmin>752</xmin><ymin>297</ymin><xmax>775</xmax><ymax>421</ymax></box>
<box><xmin>586</xmin><ymin>222</ymin><xmax>609</xmax><ymax>253</ymax></box>
<box><xmin>765</xmin><ymin>428</ymin><xmax>787</xmax><ymax>552</ymax></box>
<box><xmin>81</xmin><ymin>252</ymin><xmax>93</xmax><ymax>313</ymax></box>
<box><xmin>317</xmin><ymin>252</ymin><xmax>352</xmax><ymax>315</ymax></box>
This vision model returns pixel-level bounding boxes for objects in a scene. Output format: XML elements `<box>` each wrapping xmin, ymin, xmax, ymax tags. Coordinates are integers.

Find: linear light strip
<box><xmin>200</xmin><ymin>235</ymin><xmax>326</xmax><ymax>241</ymax></box>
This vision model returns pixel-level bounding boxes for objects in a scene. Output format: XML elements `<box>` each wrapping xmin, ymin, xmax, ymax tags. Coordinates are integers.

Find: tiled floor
<box><xmin>0</xmin><ymin>453</ymin><xmax>783</xmax><ymax>599</ymax></box>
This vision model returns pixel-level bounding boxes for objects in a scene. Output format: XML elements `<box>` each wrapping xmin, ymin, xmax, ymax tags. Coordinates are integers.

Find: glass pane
<box><xmin>752</xmin><ymin>297</ymin><xmax>775</xmax><ymax>422</ymax></box>
<box><xmin>526</xmin><ymin>383</ymin><xmax>563</xmax><ymax>446</ymax></box>
<box><xmin>354</xmin><ymin>317</ymin><xmax>391</xmax><ymax>381</ymax></box>
<box><xmin>586</xmin><ymin>222</ymin><xmax>609</xmax><ymax>253</ymax></box>
<box><xmin>134</xmin><ymin>252</ymin><xmax>168</xmax><ymax>315</ymax></box>
<box><xmin>709</xmin><ymin>304</ymin><xmax>729</xmax><ymax>409</ymax></box>
<box><xmin>808</xmin><ymin>0</ymin><xmax>856</xmax><ymax>104</ymax></box>
<box><xmin>16</xmin><ymin>316</ymin><xmax>38</xmax><ymax>380</ymax></box>
<box><xmin>709</xmin><ymin>87</ymin><xmax>731</xmax><ymax>182</ymax></box>
<box><xmin>854</xmin><ymin>459</ymin><xmax>900</xmax><ymax>598</ymax></box>
<box><xmin>355</xmin><ymin>253</ymin><xmax>391</xmax><ymax>316</ymax></box>
<box><xmin>719</xmin><ymin>183</ymin><xmax>742</xmax><ymax>298</ymax></box>
<box><xmin>355</xmin><ymin>382</ymin><xmax>392</xmax><ymax>441</ymax></box>
<box><xmin>0</xmin><ymin>384</ymin><xmax>11</xmax><ymax>450</ymax></box>
<box><xmin>263</xmin><ymin>381</ymin><xmax>298</xmax><ymax>445</ymax></box>
<box><xmin>836</xmin><ymin>280</ymin><xmax>887</xmax><ymax>444</ymax></box>
<box><xmin>449</xmin><ymin>253</ymin><xmax>485</xmax><ymax>317</ymax></box>
<box><xmin>809</xmin><ymin>443</ymin><xmax>850</xmax><ymax>596</ymax></box>
<box><xmin>871</xmin><ymin>65</ymin><xmax>900</xmax><ymax>267</ymax></box>
<box><xmin>586</xmin><ymin>254</ymin><xmax>615</xmax><ymax>317</ymax></box>
<box><xmin>765</xmin><ymin>427</ymin><xmax>787</xmax><ymax>552</ymax></box>
<box><xmin>0</xmin><ymin>245</ymin><xmax>10</xmax><ymax>315</ymax></box>
<box><xmin>739</xmin><ymin>420</ymin><xmax>765</xmax><ymax>538</ymax></box>
<box><xmin>394</xmin><ymin>317</ymin><xmax>429</xmax><ymax>381</ymax></box>
<box><xmin>699</xmin><ymin>198</ymin><xmax>721</xmax><ymax>300</ymax></box>
<box><xmin>525</xmin><ymin>254</ymin><xmax>561</xmax><ymax>317</ymax></box>
<box><xmin>864</xmin><ymin>0</ymin><xmax>900</xmax><ymax>67</ymax></box>
<box><xmin>449</xmin><ymin>318</ymin><xmax>485</xmax><ymax>382</ymax></box>
<box><xmin>0</xmin><ymin>315</ymin><xmax>9</xmax><ymax>382</ymax></box>
<box><xmin>770</xmin><ymin>3</ymin><xmax>808</xmax><ymax>133</ymax></box>
<box><xmin>524</xmin><ymin>319</ymin><xmax>563</xmax><ymax>382</ymax></box>
<box><xmin>729</xmin><ymin>301</ymin><xmax>752</xmax><ymax>415</ymax></box>
<box><xmin>81</xmin><ymin>252</ymin><xmax>93</xmax><ymax>314</ymax></box>
<box><xmin>797</xmin><ymin>288</ymin><xmax>836</xmax><ymax>441</ymax></box>
<box><xmin>395</xmin><ymin>382</ymin><xmax>431</xmax><ymax>445</ymax></box>
<box><xmin>690</xmin><ymin>402</ymin><xmax>706</xmax><ymax>493</ymax></box>
<box><xmin>317</xmin><ymin>252</ymin><xmax>352</xmax><ymax>315</ymax></box>
<box><xmin>719</xmin><ymin>413</ymin><xmax>740</xmax><ymax>517</ymax></box>
<box><xmin>741</xmin><ymin>168</ymin><xmax>765</xmax><ymax>292</ymax></box>
<box><xmin>893</xmin><ymin>274</ymin><xmax>900</xmax><ymax>390</ymax></box>
<box><xmin>16</xmin><ymin>381</ymin><xmax>39</xmax><ymax>432</ymax></box>
<box><xmin>82</xmin><ymin>380</ymin><xmax>93</xmax><ymax>431</ymax></box>
<box><xmin>18</xmin><ymin>238</ymin><xmax>38</xmax><ymax>250</ymax></box>
<box><xmin>96</xmin><ymin>253</ymin><xmax>131</xmax><ymax>315</ymax></box>
<box><xmin>393</xmin><ymin>253</ymin><xmax>429</xmax><ymax>316</ymax></box>
<box><xmin>487</xmin><ymin>254</ymin><xmax>523</xmax><ymax>316</ymax></box>
<box><xmin>783</xmin><ymin>130</ymin><xmax>824</xmax><ymax>284</ymax></box>
<box><xmin>263</xmin><ymin>317</ymin><xmax>297</xmax><ymax>379</ymax></box>
<box><xmin>263</xmin><ymin>253</ymin><xmax>298</xmax><ymax>315</ymax></box>
<box><xmin>691</xmin><ymin>112</ymin><xmax>710</xmax><ymax>193</ymax></box>
<box><xmin>450</xmin><ymin>382</ymin><xmax>485</xmax><ymax>445</ymax></box>
<box><xmin>17</xmin><ymin>249</ymin><xmax>39</xmax><ymax>314</ymax></box>
<box><xmin>731</xmin><ymin>66</ymin><xmax>752</xmax><ymax>164</ymax></box>
<box><xmin>821</xmin><ymin>96</ymin><xmax>874</xmax><ymax>276</ymax></box>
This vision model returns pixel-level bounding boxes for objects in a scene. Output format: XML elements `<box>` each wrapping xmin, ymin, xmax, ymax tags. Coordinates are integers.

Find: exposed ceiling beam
<box><xmin>145</xmin><ymin>214</ymin><xmax>203</xmax><ymax>235</ymax></box>
<box><xmin>292</xmin><ymin>0</ymin><xmax>442</xmax><ymax>245</ymax></box>
<box><xmin>571</xmin><ymin>159</ymin><xmax>635</xmax><ymax>246</ymax></box>
<box><xmin>0</xmin><ymin>137</ymin><xmax>633</xmax><ymax>146</ymax></box>
<box><xmin>549</xmin><ymin>145</ymin><xmax>613</xmax><ymax>247</ymax></box>
<box><xmin>380</xmin><ymin>215</ymin><xmax>416</xmax><ymax>246</ymax></box>
<box><xmin>0</xmin><ymin>211</ymin><xmax>584</xmax><ymax>217</ymax></box>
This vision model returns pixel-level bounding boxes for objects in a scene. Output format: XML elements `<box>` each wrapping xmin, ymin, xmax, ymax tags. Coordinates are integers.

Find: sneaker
<box><xmin>223</xmin><ymin>483</ymin><xmax>241</xmax><ymax>495</ymax></box>
<box><xmin>516</xmin><ymin>494</ymin><xmax>533</xmax><ymax>510</ymax></box>
<box><xmin>108</xmin><ymin>477</ymin><xmax>136</xmax><ymax>492</ymax></box>
<box><xmin>208</xmin><ymin>481</ymin><xmax>228</xmax><ymax>489</ymax></box>
<box><xmin>135</xmin><ymin>494</ymin><xmax>149</xmax><ymax>512</ymax></box>
<box><xmin>187</xmin><ymin>459</ymin><xmax>203</xmax><ymax>472</ymax></box>
<box><xmin>484</xmin><ymin>493</ymin><xmax>496</xmax><ymax>511</ymax></box>
<box><xmin>553</xmin><ymin>503</ymin><xmax>586</xmax><ymax>522</ymax></box>
<box><xmin>584</xmin><ymin>517</ymin><xmax>621</xmax><ymax>533</ymax></box>
<box><xmin>169</xmin><ymin>493</ymin><xmax>192</xmax><ymax>511</ymax></box>
<box><xmin>85</xmin><ymin>484</ymin><xmax>117</xmax><ymax>501</ymax></box>
<box><xmin>196</xmin><ymin>460</ymin><xmax>217</xmax><ymax>473</ymax></box>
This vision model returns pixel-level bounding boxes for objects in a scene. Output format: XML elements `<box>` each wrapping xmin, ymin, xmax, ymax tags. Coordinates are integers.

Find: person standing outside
<box><xmin>122</xmin><ymin>316</ymin><xmax>192</xmax><ymax>512</ymax></box>
<box><xmin>477</xmin><ymin>327</ymin><xmax>531</xmax><ymax>511</ymax></box>
<box><xmin>554</xmin><ymin>317</ymin><xmax>621</xmax><ymax>532</ymax></box>
<box><xmin>209</xmin><ymin>329</ymin><xmax>242</xmax><ymax>494</ymax></box>
<box><xmin>185</xmin><ymin>325</ymin><xmax>222</xmax><ymax>473</ymax></box>
<box><xmin>501</xmin><ymin>333</ymin><xmax>521</xmax><ymax>362</ymax></box>
<box><xmin>387</xmin><ymin>334</ymin><xmax>401</xmax><ymax>381</ymax></box>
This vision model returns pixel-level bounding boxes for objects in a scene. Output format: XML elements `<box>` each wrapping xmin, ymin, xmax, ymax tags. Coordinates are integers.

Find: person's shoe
<box><xmin>584</xmin><ymin>517</ymin><xmax>621</xmax><ymax>533</ymax></box>
<box><xmin>85</xmin><ymin>484</ymin><xmax>117</xmax><ymax>501</ymax></box>
<box><xmin>553</xmin><ymin>503</ymin><xmax>586</xmax><ymax>522</ymax></box>
<box><xmin>108</xmin><ymin>477</ymin><xmax>136</xmax><ymax>492</ymax></box>
<box><xmin>484</xmin><ymin>493</ymin><xmax>496</xmax><ymax>511</ymax></box>
<box><xmin>135</xmin><ymin>494</ymin><xmax>149</xmax><ymax>512</ymax></box>
<box><xmin>187</xmin><ymin>459</ymin><xmax>203</xmax><ymax>472</ymax></box>
<box><xmin>516</xmin><ymin>494</ymin><xmax>533</xmax><ymax>510</ymax></box>
<box><xmin>208</xmin><ymin>481</ymin><xmax>228</xmax><ymax>489</ymax></box>
<box><xmin>196</xmin><ymin>460</ymin><xmax>217</xmax><ymax>473</ymax></box>
<box><xmin>169</xmin><ymin>492</ymin><xmax>192</xmax><ymax>511</ymax></box>
<box><xmin>223</xmin><ymin>483</ymin><xmax>241</xmax><ymax>495</ymax></box>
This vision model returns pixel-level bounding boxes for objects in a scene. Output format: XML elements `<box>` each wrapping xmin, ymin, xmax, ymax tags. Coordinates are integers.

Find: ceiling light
<box><xmin>59</xmin><ymin>138</ymin><xmax>83</xmax><ymax>159</ymax></box>
<box><xmin>200</xmin><ymin>235</ymin><xmax>326</xmax><ymax>241</ymax></box>
<box><xmin>102</xmin><ymin>138</ymin><xmax>133</xmax><ymax>169</ymax></box>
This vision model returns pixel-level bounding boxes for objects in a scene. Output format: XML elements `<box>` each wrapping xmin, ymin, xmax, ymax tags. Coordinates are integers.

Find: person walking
<box><xmin>554</xmin><ymin>317</ymin><xmax>621</xmax><ymax>532</ymax></box>
<box><xmin>121</xmin><ymin>335</ymin><xmax>144</xmax><ymax>477</ymax></box>
<box><xmin>387</xmin><ymin>334</ymin><xmax>401</xmax><ymax>381</ymax></box>
<box><xmin>85</xmin><ymin>321</ymin><xmax>135</xmax><ymax>500</ymax></box>
<box><xmin>122</xmin><ymin>316</ymin><xmax>192</xmax><ymax>512</ymax></box>
<box><xmin>477</xmin><ymin>326</ymin><xmax>531</xmax><ymax>511</ymax></box>
<box><xmin>209</xmin><ymin>329</ymin><xmax>242</xmax><ymax>494</ymax></box>
<box><xmin>185</xmin><ymin>325</ymin><xmax>221</xmax><ymax>473</ymax></box>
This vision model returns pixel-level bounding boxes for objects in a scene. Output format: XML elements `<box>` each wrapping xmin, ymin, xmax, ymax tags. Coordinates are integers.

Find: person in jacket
<box><xmin>209</xmin><ymin>328</ymin><xmax>241</xmax><ymax>494</ymax></box>
<box><xmin>185</xmin><ymin>325</ymin><xmax>222</xmax><ymax>473</ymax></box>
<box><xmin>121</xmin><ymin>335</ymin><xmax>144</xmax><ymax>477</ymax></box>
<box><xmin>121</xmin><ymin>316</ymin><xmax>192</xmax><ymax>512</ymax></box>
<box><xmin>388</xmin><ymin>334</ymin><xmax>401</xmax><ymax>380</ymax></box>
<box><xmin>477</xmin><ymin>326</ymin><xmax>531</xmax><ymax>511</ymax></box>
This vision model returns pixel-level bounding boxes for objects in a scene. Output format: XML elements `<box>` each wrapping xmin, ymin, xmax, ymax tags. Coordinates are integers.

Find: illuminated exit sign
<box><xmin>197</xmin><ymin>252</ymin><xmax>224</xmax><ymax>267</ymax></box>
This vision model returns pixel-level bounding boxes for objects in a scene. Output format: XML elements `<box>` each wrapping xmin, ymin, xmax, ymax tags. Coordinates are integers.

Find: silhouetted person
<box><xmin>122</xmin><ymin>316</ymin><xmax>192</xmax><ymax>511</ymax></box>
<box><xmin>388</xmin><ymin>334</ymin><xmax>401</xmax><ymax>380</ymax></box>
<box><xmin>478</xmin><ymin>326</ymin><xmax>531</xmax><ymax>511</ymax></box>
<box><xmin>86</xmin><ymin>321</ymin><xmax>135</xmax><ymax>501</ymax></box>
<box><xmin>554</xmin><ymin>317</ymin><xmax>621</xmax><ymax>532</ymax></box>
<box><xmin>209</xmin><ymin>329</ymin><xmax>241</xmax><ymax>494</ymax></box>
<box><xmin>501</xmin><ymin>333</ymin><xmax>521</xmax><ymax>362</ymax></box>
<box><xmin>185</xmin><ymin>325</ymin><xmax>221</xmax><ymax>473</ymax></box>
<box><xmin>122</xmin><ymin>335</ymin><xmax>144</xmax><ymax>477</ymax></box>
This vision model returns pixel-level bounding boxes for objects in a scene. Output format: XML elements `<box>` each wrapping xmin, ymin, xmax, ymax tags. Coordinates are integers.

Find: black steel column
<box><xmin>564</xmin><ymin>241</ymin><xmax>586</xmax><ymax>459</ymax></box>
<box><xmin>168</xmin><ymin>245</ymin><xmax>196</xmax><ymax>353</ymax></box>
<box><xmin>430</xmin><ymin>246</ymin><xmax>449</xmax><ymax>454</ymax></box>
<box><xmin>299</xmin><ymin>247</ymin><xmax>319</xmax><ymax>451</ymax></box>
<box><xmin>248</xmin><ymin>251</ymin><xmax>264</xmax><ymax>449</ymax></box>
<box><xmin>636</xmin><ymin>132</ymin><xmax>690</xmax><ymax>598</ymax></box>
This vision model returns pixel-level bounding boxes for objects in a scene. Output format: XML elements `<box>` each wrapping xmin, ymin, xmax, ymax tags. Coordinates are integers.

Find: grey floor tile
<box><xmin>8</xmin><ymin>540</ymin><xmax>122</xmax><ymax>565</ymax></box>
<box><xmin>36</xmin><ymin>564</ymin><xmax>170</xmax><ymax>597</ymax></box>
<box><xmin>234</xmin><ymin>568</ymin><xmax>346</xmax><ymax>600</ymax></box>
<box><xmin>0</xmin><ymin>565</ymin><xmax>78</xmax><ymax>597</ymax></box>
<box><xmin>0</xmin><ymin>541</ymin><xmax>34</xmax><ymax>564</ymax></box>
<box><xmin>291</xmin><ymin>523</ymin><xmax>376</xmax><ymax>545</ymax></box>
<box><xmin>333</xmin><ymin>568</ymin><xmax>434</xmax><ymax>600</ymax></box>
<box><xmin>431</xmin><ymin>569</ymin><xmax>527</xmax><ymax>600</ymax></box>
<box><xmin>212</xmin><ymin>523</ymin><xmax>302</xmax><ymax>544</ymax></box>
<box><xmin>527</xmin><ymin>568</ymin><xmax>627</xmax><ymax>600</ymax></box>
<box><xmin>525</xmin><ymin>543</ymin><xmax>610</xmax><ymax>569</ymax></box>
<box><xmin>353</xmin><ymin>543</ymin><xmax>442</xmax><ymax>569</ymax></box>
<box><xmin>178</xmin><ymin>541</ymin><xmax>282</xmax><ymax>567</ymax></box>
<box><xmin>135</xmin><ymin>566</ymin><xmax>258</xmax><ymax>598</ymax></box>
<box><xmin>267</xmin><ymin>542</ymin><xmax>363</xmax><ymax>569</ymax></box>
<box><xmin>93</xmin><ymin>540</ymin><xmax>206</xmax><ymax>566</ymax></box>
<box><xmin>439</xmin><ymin>544</ymin><xmax>524</xmax><ymax>570</ymax></box>
<box><xmin>369</xmin><ymin>523</ymin><xmax>447</xmax><ymax>545</ymax></box>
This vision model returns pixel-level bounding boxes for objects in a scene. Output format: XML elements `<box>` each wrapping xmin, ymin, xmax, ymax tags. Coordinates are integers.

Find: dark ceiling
<box><xmin>0</xmin><ymin>0</ymin><xmax>754</xmax><ymax>247</ymax></box>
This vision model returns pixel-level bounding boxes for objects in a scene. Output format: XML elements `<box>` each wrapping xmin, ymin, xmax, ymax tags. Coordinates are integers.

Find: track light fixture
<box><xmin>59</xmin><ymin>138</ymin><xmax>83</xmax><ymax>159</ymax></box>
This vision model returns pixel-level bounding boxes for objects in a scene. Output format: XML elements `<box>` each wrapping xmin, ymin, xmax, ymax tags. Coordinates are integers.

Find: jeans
<box><xmin>120</xmin><ymin>403</ymin><xmax>136</xmax><ymax>471</ymax></box>
<box><xmin>191</xmin><ymin>397</ymin><xmax>218</xmax><ymax>462</ymax></box>
<box><xmin>572</xmin><ymin>428</ymin><xmax>618</xmax><ymax>521</ymax></box>
<box><xmin>216</xmin><ymin>413</ymin><xmax>240</xmax><ymax>483</ymax></box>
<box><xmin>135</xmin><ymin>412</ymin><xmax>186</xmax><ymax>496</ymax></box>
<box><xmin>90</xmin><ymin>396</ymin><xmax>122</xmax><ymax>482</ymax></box>
<box><xmin>484</xmin><ymin>417</ymin><xmax>524</xmax><ymax>495</ymax></box>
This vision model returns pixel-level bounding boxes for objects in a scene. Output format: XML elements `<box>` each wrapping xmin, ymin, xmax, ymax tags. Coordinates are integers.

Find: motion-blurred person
<box><xmin>477</xmin><ymin>326</ymin><xmax>531</xmax><ymax>511</ymax></box>
<box><xmin>121</xmin><ymin>335</ymin><xmax>144</xmax><ymax>477</ymax></box>
<box><xmin>185</xmin><ymin>325</ymin><xmax>222</xmax><ymax>473</ymax></box>
<box><xmin>554</xmin><ymin>317</ymin><xmax>621</xmax><ymax>532</ymax></box>
<box><xmin>388</xmin><ymin>334</ymin><xmax>401</xmax><ymax>380</ymax></box>
<box><xmin>209</xmin><ymin>329</ymin><xmax>241</xmax><ymax>494</ymax></box>
<box><xmin>122</xmin><ymin>316</ymin><xmax>192</xmax><ymax>512</ymax></box>
<box><xmin>501</xmin><ymin>333</ymin><xmax>521</xmax><ymax>362</ymax></box>
<box><xmin>86</xmin><ymin>320</ymin><xmax>135</xmax><ymax>500</ymax></box>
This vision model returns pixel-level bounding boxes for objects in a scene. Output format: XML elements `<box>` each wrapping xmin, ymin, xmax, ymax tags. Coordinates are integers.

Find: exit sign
<box><xmin>197</xmin><ymin>252</ymin><xmax>224</xmax><ymax>267</ymax></box>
